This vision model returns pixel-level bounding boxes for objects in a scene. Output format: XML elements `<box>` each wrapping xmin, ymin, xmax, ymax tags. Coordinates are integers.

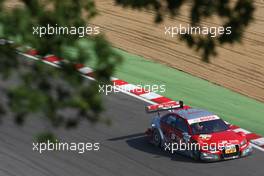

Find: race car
<box><xmin>145</xmin><ymin>101</ymin><xmax>253</xmax><ymax>161</ymax></box>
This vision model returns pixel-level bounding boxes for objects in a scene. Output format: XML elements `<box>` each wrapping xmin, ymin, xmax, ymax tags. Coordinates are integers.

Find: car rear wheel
<box><xmin>153</xmin><ymin>129</ymin><xmax>161</xmax><ymax>147</ymax></box>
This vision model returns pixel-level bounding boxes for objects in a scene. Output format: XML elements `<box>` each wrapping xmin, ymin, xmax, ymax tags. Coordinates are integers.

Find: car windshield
<box><xmin>190</xmin><ymin>119</ymin><xmax>229</xmax><ymax>135</ymax></box>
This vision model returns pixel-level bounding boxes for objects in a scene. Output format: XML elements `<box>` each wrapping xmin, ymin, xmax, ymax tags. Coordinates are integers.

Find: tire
<box><xmin>192</xmin><ymin>149</ymin><xmax>201</xmax><ymax>161</ymax></box>
<box><xmin>190</xmin><ymin>141</ymin><xmax>201</xmax><ymax>161</ymax></box>
<box><xmin>153</xmin><ymin>129</ymin><xmax>162</xmax><ymax>147</ymax></box>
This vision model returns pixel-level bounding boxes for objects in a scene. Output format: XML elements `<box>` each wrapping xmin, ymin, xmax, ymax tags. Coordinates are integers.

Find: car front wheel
<box><xmin>191</xmin><ymin>148</ymin><xmax>201</xmax><ymax>161</ymax></box>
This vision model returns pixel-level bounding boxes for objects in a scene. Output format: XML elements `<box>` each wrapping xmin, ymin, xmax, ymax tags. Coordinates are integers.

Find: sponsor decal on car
<box><xmin>199</xmin><ymin>134</ymin><xmax>212</xmax><ymax>140</ymax></box>
<box><xmin>187</xmin><ymin>115</ymin><xmax>220</xmax><ymax>124</ymax></box>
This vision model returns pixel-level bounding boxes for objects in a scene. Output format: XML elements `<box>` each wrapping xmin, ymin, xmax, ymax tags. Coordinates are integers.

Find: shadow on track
<box><xmin>108</xmin><ymin>133</ymin><xmax>198</xmax><ymax>163</ymax></box>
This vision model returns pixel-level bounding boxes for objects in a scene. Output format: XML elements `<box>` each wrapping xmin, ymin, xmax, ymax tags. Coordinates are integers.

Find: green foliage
<box><xmin>0</xmin><ymin>0</ymin><xmax>256</xmax><ymax>140</ymax></box>
<box><xmin>35</xmin><ymin>132</ymin><xmax>57</xmax><ymax>143</ymax></box>
<box><xmin>0</xmin><ymin>0</ymin><xmax>121</xmax><ymax>137</ymax></box>
<box><xmin>115</xmin><ymin>0</ymin><xmax>255</xmax><ymax>62</ymax></box>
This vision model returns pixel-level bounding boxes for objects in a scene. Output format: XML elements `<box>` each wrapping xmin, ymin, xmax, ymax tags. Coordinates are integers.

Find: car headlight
<box><xmin>240</xmin><ymin>139</ymin><xmax>247</xmax><ymax>147</ymax></box>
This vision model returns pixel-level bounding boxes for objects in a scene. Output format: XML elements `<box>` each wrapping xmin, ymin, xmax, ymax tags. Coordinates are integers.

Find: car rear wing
<box><xmin>145</xmin><ymin>101</ymin><xmax>184</xmax><ymax>113</ymax></box>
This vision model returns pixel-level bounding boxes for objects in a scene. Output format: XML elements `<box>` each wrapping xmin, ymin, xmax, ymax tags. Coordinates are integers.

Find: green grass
<box><xmin>82</xmin><ymin>41</ymin><xmax>264</xmax><ymax>136</ymax></box>
<box><xmin>114</xmin><ymin>49</ymin><xmax>264</xmax><ymax>136</ymax></box>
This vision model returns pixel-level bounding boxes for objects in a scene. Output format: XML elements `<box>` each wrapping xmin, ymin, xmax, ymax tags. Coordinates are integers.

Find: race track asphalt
<box><xmin>1</xmin><ymin>86</ymin><xmax>264</xmax><ymax>176</ymax></box>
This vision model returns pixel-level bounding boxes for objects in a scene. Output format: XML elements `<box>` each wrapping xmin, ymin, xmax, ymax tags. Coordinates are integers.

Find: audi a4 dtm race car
<box><xmin>145</xmin><ymin>101</ymin><xmax>253</xmax><ymax>162</ymax></box>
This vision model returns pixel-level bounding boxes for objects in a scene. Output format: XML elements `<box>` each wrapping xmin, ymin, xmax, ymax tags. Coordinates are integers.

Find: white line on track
<box><xmin>18</xmin><ymin>52</ymin><xmax>264</xmax><ymax>152</ymax></box>
<box><xmin>250</xmin><ymin>143</ymin><xmax>264</xmax><ymax>152</ymax></box>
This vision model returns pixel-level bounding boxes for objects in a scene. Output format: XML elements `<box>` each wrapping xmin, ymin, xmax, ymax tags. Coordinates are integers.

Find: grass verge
<box><xmin>83</xmin><ymin>41</ymin><xmax>264</xmax><ymax>136</ymax></box>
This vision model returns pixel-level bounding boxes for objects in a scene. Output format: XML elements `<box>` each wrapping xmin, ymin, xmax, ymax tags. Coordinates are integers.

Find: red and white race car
<box><xmin>145</xmin><ymin>101</ymin><xmax>253</xmax><ymax>161</ymax></box>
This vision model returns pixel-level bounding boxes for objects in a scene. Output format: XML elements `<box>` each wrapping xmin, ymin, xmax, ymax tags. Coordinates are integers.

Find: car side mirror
<box><xmin>182</xmin><ymin>132</ymin><xmax>191</xmax><ymax>142</ymax></box>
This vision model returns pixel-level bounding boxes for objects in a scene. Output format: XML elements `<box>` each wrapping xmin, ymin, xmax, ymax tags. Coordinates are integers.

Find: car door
<box><xmin>160</xmin><ymin>114</ymin><xmax>177</xmax><ymax>142</ymax></box>
<box><xmin>173</xmin><ymin>117</ymin><xmax>190</xmax><ymax>145</ymax></box>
